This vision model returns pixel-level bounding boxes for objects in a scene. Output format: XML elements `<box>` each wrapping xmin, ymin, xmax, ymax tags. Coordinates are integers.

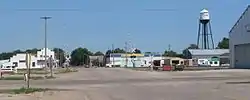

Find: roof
<box><xmin>229</xmin><ymin>5</ymin><xmax>250</xmax><ymax>33</ymax></box>
<box><xmin>108</xmin><ymin>53</ymin><xmax>161</xmax><ymax>57</ymax></box>
<box><xmin>2</xmin><ymin>62</ymin><xmax>13</xmax><ymax>66</ymax></box>
<box><xmin>188</xmin><ymin>49</ymin><xmax>229</xmax><ymax>56</ymax></box>
<box><xmin>200</xmin><ymin>9</ymin><xmax>208</xmax><ymax>13</ymax></box>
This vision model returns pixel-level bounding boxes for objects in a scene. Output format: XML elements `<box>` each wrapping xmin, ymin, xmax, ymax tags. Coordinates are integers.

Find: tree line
<box><xmin>0</xmin><ymin>37</ymin><xmax>229</xmax><ymax>66</ymax></box>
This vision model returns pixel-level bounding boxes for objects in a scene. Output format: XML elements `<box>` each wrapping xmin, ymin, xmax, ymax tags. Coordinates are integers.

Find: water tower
<box><xmin>197</xmin><ymin>8</ymin><xmax>214</xmax><ymax>49</ymax></box>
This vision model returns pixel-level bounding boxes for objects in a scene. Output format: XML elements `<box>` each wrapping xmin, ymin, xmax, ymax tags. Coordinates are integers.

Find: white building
<box><xmin>0</xmin><ymin>48</ymin><xmax>56</xmax><ymax>70</ymax></box>
<box><xmin>229</xmin><ymin>5</ymin><xmax>250</xmax><ymax>68</ymax></box>
<box><xmin>105</xmin><ymin>53</ymin><xmax>163</xmax><ymax>67</ymax></box>
<box><xmin>143</xmin><ymin>53</ymin><xmax>163</xmax><ymax>67</ymax></box>
<box><xmin>36</xmin><ymin>48</ymin><xmax>57</xmax><ymax>67</ymax></box>
<box><xmin>37</xmin><ymin>48</ymin><xmax>55</xmax><ymax>60</ymax></box>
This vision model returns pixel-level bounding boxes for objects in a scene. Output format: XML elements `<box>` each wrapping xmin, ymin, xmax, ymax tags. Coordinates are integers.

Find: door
<box><xmin>235</xmin><ymin>43</ymin><xmax>250</xmax><ymax>68</ymax></box>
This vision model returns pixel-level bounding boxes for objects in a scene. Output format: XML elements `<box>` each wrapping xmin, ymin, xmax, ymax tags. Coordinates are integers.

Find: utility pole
<box><xmin>168</xmin><ymin>44</ymin><xmax>171</xmax><ymax>51</ymax></box>
<box><xmin>40</xmin><ymin>16</ymin><xmax>51</xmax><ymax>76</ymax></box>
<box><xmin>168</xmin><ymin>44</ymin><xmax>172</xmax><ymax>57</ymax></box>
<box><xmin>25</xmin><ymin>53</ymin><xmax>31</xmax><ymax>88</ymax></box>
<box><xmin>125</xmin><ymin>42</ymin><xmax>128</xmax><ymax>67</ymax></box>
<box><xmin>150</xmin><ymin>54</ymin><xmax>154</xmax><ymax>71</ymax></box>
<box><xmin>57</xmin><ymin>48</ymin><xmax>60</xmax><ymax>67</ymax></box>
<box><xmin>112</xmin><ymin>44</ymin><xmax>115</xmax><ymax>67</ymax></box>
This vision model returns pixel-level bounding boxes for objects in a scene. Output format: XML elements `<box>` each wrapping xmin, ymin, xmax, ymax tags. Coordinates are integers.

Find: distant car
<box><xmin>84</xmin><ymin>65</ymin><xmax>90</xmax><ymax>68</ymax></box>
<box><xmin>105</xmin><ymin>63</ymin><xmax>112</xmax><ymax>68</ymax></box>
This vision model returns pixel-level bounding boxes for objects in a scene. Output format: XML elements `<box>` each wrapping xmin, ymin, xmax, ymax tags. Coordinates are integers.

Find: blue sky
<box><xmin>0</xmin><ymin>0</ymin><xmax>249</xmax><ymax>53</ymax></box>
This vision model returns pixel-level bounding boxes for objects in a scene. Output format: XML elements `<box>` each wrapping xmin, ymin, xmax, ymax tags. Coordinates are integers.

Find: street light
<box><xmin>40</xmin><ymin>16</ymin><xmax>51</xmax><ymax>76</ymax></box>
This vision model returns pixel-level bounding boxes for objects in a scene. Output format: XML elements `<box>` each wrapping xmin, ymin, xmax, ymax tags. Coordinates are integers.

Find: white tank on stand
<box><xmin>200</xmin><ymin>9</ymin><xmax>210</xmax><ymax>21</ymax></box>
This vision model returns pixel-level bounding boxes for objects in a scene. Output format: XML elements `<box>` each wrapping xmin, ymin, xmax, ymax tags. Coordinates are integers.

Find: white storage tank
<box><xmin>200</xmin><ymin>9</ymin><xmax>210</xmax><ymax>21</ymax></box>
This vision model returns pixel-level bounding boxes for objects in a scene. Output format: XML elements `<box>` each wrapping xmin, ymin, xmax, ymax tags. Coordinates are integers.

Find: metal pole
<box><xmin>150</xmin><ymin>54</ymin><xmax>153</xmax><ymax>71</ymax></box>
<box><xmin>112</xmin><ymin>44</ymin><xmax>115</xmax><ymax>67</ymax></box>
<box><xmin>209</xmin><ymin>22</ymin><xmax>215</xmax><ymax>49</ymax></box>
<box><xmin>25</xmin><ymin>53</ymin><xmax>31</xmax><ymax>88</ymax></box>
<box><xmin>203</xmin><ymin>23</ymin><xmax>207</xmax><ymax>49</ymax></box>
<box><xmin>58</xmin><ymin>48</ymin><xmax>60</xmax><ymax>67</ymax></box>
<box><xmin>125</xmin><ymin>42</ymin><xmax>128</xmax><ymax>67</ymax></box>
<box><xmin>40</xmin><ymin>16</ymin><xmax>51</xmax><ymax>76</ymax></box>
<box><xmin>197</xmin><ymin>22</ymin><xmax>201</xmax><ymax>49</ymax></box>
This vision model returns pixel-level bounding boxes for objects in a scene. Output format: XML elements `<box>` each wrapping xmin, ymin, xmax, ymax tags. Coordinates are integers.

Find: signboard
<box><xmin>210</xmin><ymin>57</ymin><xmax>219</xmax><ymax>61</ymax></box>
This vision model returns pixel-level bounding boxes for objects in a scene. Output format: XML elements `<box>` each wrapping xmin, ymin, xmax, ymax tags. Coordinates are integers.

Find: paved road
<box><xmin>2</xmin><ymin>68</ymin><xmax>250</xmax><ymax>100</ymax></box>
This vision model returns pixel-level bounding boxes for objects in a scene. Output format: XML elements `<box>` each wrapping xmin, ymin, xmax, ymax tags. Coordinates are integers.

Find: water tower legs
<box><xmin>197</xmin><ymin>21</ymin><xmax>214</xmax><ymax>49</ymax></box>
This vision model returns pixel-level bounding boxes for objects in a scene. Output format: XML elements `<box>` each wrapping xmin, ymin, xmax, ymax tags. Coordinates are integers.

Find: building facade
<box><xmin>105</xmin><ymin>53</ymin><xmax>163</xmax><ymax>67</ymax></box>
<box><xmin>229</xmin><ymin>5</ymin><xmax>250</xmax><ymax>68</ymax></box>
<box><xmin>185</xmin><ymin>49</ymin><xmax>229</xmax><ymax>66</ymax></box>
<box><xmin>0</xmin><ymin>48</ymin><xmax>56</xmax><ymax>70</ymax></box>
<box><xmin>36</xmin><ymin>48</ymin><xmax>56</xmax><ymax>67</ymax></box>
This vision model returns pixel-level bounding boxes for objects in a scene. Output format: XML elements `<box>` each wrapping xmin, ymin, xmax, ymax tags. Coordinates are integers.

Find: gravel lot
<box><xmin>1</xmin><ymin>68</ymin><xmax>250</xmax><ymax>100</ymax></box>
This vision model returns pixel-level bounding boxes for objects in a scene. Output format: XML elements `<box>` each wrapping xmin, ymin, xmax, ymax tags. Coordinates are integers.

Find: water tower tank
<box><xmin>200</xmin><ymin>9</ymin><xmax>210</xmax><ymax>21</ymax></box>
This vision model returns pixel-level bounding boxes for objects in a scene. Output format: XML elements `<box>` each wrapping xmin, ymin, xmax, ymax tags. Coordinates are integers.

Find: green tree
<box><xmin>162</xmin><ymin>50</ymin><xmax>177</xmax><ymax>57</ymax></box>
<box><xmin>94</xmin><ymin>51</ymin><xmax>104</xmax><ymax>56</ymax></box>
<box><xmin>105</xmin><ymin>48</ymin><xmax>126</xmax><ymax>54</ymax></box>
<box><xmin>113</xmin><ymin>48</ymin><xmax>126</xmax><ymax>53</ymax></box>
<box><xmin>25</xmin><ymin>48</ymin><xmax>40</xmax><ymax>55</ymax></box>
<box><xmin>181</xmin><ymin>44</ymin><xmax>198</xmax><ymax>59</ymax></box>
<box><xmin>53</xmin><ymin>48</ymin><xmax>66</xmax><ymax>66</ymax></box>
<box><xmin>0</xmin><ymin>49</ymin><xmax>26</xmax><ymax>60</ymax></box>
<box><xmin>182</xmin><ymin>49</ymin><xmax>192</xmax><ymax>59</ymax></box>
<box><xmin>13</xmin><ymin>49</ymin><xmax>24</xmax><ymax>54</ymax></box>
<box><xmin>105</xmin><ymin>50</ymin><xmax>112</xmax><ymax>55</ymax></box>
<box><xmin>70</xmin><ymin>47</ymin><xmax>93</xmax><ymax>66</ymax></box>
<box><xmin>217</xmin><ymin>37</ymin><xmax>229</xmax><ymax>49</ymax></box>
<box><xmin>0</xmin><ymin>52</ymin><xmax>14</xmax><ymax>60</ymax></box>
<box><xmin>144</xmin><ymin>52</ymin><xmax>151</xmax><ymax>54</ymax></box>
<box><xmin>133</xmin><ymin>48</ymin><xmax>141</xmax><ymax>54</ymax></box>
<box><xmin>187</xmin><ymin>44</ymin><xmax>199</xmax><ymax>49</ymax></box>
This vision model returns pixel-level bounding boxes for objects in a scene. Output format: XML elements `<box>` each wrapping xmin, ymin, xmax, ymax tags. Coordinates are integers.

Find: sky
<box><xmin>0</xmin><ymin>0</ymin><xmax>249</xmax><ymax>53</ymax></box>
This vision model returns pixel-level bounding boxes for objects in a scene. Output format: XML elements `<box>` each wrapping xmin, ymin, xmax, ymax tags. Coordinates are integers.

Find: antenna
<box><xmin>168</xmin><ymin>44</ymin><xmax>171</xmax><ymax>51</ymax></box>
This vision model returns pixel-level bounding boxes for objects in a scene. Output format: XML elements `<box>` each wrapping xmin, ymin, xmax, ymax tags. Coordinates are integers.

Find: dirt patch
<box><xmin>0</xmin><ymin>90</ymin><xmax>86</xmax><ymax>100</ymax></box>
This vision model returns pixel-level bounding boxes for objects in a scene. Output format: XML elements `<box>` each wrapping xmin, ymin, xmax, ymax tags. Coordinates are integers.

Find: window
<box><xmin>214</xmin><ymin>61</ymin><xmax>218</xmax><ymax>64</ymax></box>
<box><xmin>130</xmin><ymin>56</ymin><xmax>136</xmax><ymax>58</ymax></box>
<box><xmin>40</xmin><ymin>55</ymin><xmax>42</xmax><ymax>57</ymax></box>
<box><xmin>32</xmin><ymin>62</ymin><xmax>35</xmax><ymax>67</ymax></box>
<box><xmin>19</xmin><ymin>60</ymin><xmax>26</xmax><ymax>63</ymax></box>
<box><xmin>13</xmin><ymin>62</ymin><xmax>18</xmax><ymax>67</ymax></box>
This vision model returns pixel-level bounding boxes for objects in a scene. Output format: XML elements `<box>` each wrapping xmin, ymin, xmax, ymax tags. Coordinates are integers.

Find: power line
<box><xmin>0</xmin><ymin>8</ymin><xmax>179</xmax><ymax>12</ymax></box>
<box><xmin>144</xmin><ymin>8</ymin><xmax>177</xmax><ymax>12</ymax></box>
